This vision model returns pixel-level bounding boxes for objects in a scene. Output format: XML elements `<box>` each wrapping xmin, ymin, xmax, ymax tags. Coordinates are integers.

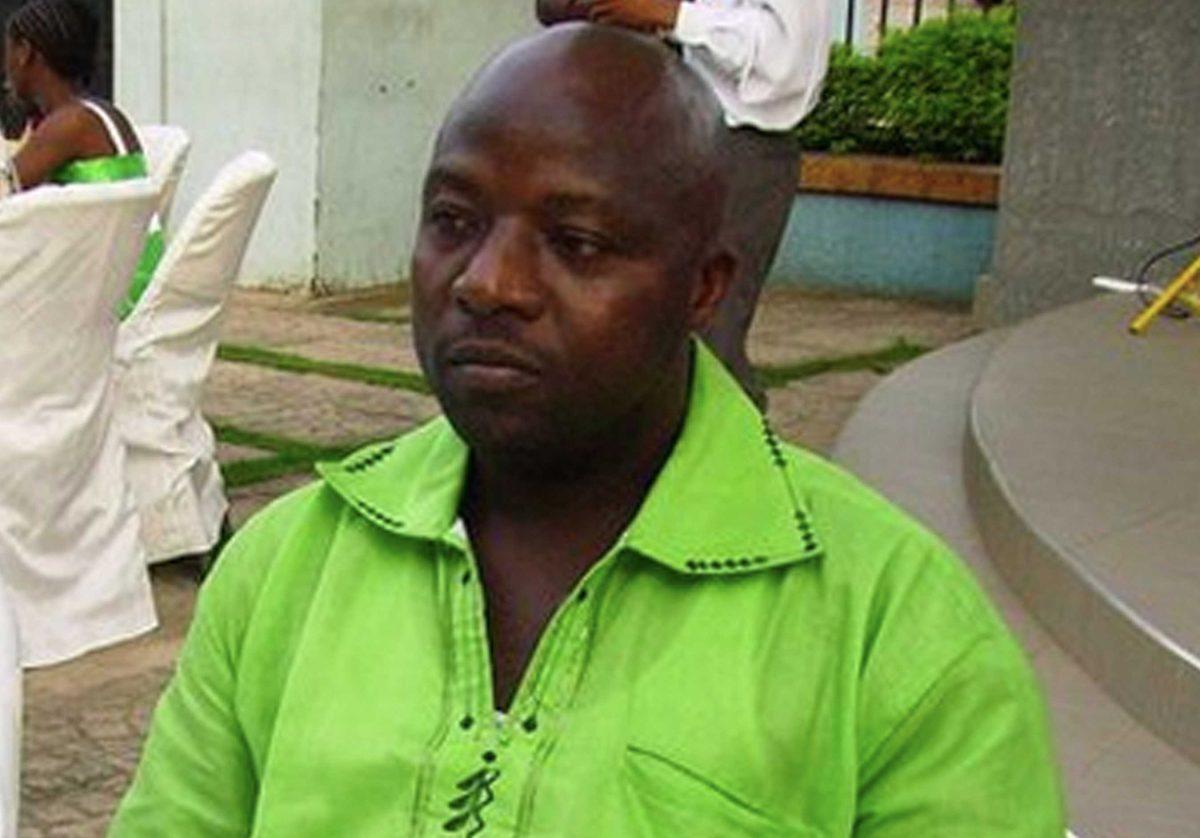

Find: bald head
<box><xmin>436</xmin><ymin>23</ymin><xmax>729</xmax><ymax>245</ymax></box>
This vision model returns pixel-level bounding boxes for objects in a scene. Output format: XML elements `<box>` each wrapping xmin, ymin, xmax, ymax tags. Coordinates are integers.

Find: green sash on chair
<box><xmin>52</xmin><ymin>153</ymin><xmax>164</xmax><ymax>320</ymax></box>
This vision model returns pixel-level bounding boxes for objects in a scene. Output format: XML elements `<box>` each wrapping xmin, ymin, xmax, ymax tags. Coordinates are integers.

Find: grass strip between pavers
<box><xmin>222</xmin><ymin>454</ymin><xmax>317</xmax><ymax>489</ymax></box>
<box><xmin>215</xmin><ymin>423</ymin><xmax>379</xmax><ymax>489</ymax></box>
<box><xmin>337</xmin><ymin>310</ymin><xmax>412</xmax><ymax>325</ymax></box>
<box><xmin>754</xmin><ymin>338</ymin><xmax>928</xmax><ymax>389</ymax></box>
<box><xmin>217</xmin><ymin>343</ymin><xmax>431</xmax><ymax>394</ymax></box>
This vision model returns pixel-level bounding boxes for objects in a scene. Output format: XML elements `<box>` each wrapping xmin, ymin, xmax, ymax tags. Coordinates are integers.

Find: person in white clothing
<box><xmin>537</xmin><ymin>0</ymin><xmax>830</xmax><ymax>405</ymax></box>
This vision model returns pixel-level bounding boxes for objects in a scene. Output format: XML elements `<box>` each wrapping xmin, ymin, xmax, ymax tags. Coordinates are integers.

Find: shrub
<box><xmin>797</xmin><ymin>6</ymin><xmax>1016</xmax><ymax>164</ymax></box>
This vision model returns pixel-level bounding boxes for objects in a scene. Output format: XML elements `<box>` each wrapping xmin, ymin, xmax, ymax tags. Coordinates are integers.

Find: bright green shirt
<box><xmin>111</xmin><ymin>345</ymin><xmax>1064</xmax><ymax>836</ymax></box>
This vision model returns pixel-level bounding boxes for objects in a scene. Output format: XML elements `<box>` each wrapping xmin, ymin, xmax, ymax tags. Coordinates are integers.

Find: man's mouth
<box><xmin>443</xmin><ymin>340</ymin><xmax>542</xmax><ymax>388</ymax></box>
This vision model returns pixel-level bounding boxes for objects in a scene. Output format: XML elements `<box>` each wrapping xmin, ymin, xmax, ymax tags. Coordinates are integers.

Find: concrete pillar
<box><xmin>982</xmin><ymin>0</ymin><xmax>1200</xmax><ymax>325</ymax></box>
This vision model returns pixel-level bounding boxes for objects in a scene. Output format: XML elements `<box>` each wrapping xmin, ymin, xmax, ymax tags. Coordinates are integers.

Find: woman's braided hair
<box><xmin>6</xmin><ymin>0</ymin><xmax>99</xmax><ymax>86</ymax></box>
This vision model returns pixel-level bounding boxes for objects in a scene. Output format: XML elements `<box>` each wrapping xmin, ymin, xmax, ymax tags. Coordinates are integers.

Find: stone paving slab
<box><xmin>228</xmin><ymin>474</ymin><xmax>320</xmax><ymax>530</ymax></box>
<box><xmin>275</xmin><ymin>334</ymin><xmax>422</xmax><ymax>375</ymax></box>
<box><xmin>22</xmin><ymin>563</ymin><xmax>198</xmax><ymax>838</ymax></box>
<box><xmin>202</xmin><ymin>360</ymin><xmax>439</xmax><ymax>448</ymax></box>
<box><xmin>221</xmin><ymin>296</ymin><xmax>423</xmax><ymax>374</ymax></box>
<box><xmin>748</xmin><ymin>289</ymin><xmax>975</xmax><ymax>368</ymax></box>
<box><xmin>766</xmin><ymin>370</ymin><xmax>883</xmax><ymax>454</ymax></box>
<box><xmin>216</xmin><ymin>442</ymin><xmax>272</xmax><ymax>464</ymax></box>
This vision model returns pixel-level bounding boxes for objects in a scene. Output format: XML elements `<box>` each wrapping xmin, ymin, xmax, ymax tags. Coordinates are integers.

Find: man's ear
<box><xmin>687</xmin><ymin>248</ymin><xmax>736</xmax><ymax>332</ymax></box>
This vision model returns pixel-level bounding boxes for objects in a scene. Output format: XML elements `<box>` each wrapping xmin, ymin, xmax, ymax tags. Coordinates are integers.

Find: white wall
<box><xmin>316</xmin><ymin>0</ymin><xmax>537</xmax><ymax>290</ymax></box>
<box><xmin>113</xmin><ymin>0</ymin><xmax>163</xmax><ymax>124</ymax></box>
<box><xmin>116</xmin><ymin>0</ymin><xmax>323</xmax><ymax>288</ymax></box>
<box><xmin>164</xmin><ymin>0</ymin><xmax>322</xmax><ymax>286</ymax></box>
<box><xmin>117</xmin><ymin>0</ymin><xmax>536</xmax><ymax>291</ymax></box>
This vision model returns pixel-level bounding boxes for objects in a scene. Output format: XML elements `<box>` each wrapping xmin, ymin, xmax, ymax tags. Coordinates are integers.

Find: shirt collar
<box><xmin>317</xmin><ymin>342</ymin><xmax>823</xmax><ymax>576</ymax></box>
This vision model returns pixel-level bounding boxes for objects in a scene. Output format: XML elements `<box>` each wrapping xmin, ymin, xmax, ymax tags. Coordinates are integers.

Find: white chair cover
<box><xmin>115</xmin><ymin>152</ymin><xmax>278</xmax><ymax>564</ymax></box>
<box><xmin>135</xmin><ymin>124</ymin><xmax>191</xmax><ymax>229</ymax></box>
<box><xmin>0</xmin><ymin>179</ymin><xmax>160</xmax><ymax>667</ymax></box>
<box><xmin>0</xmin><ymin>583</ymin><xmax>19</xmax><ymax>837</ymax></box>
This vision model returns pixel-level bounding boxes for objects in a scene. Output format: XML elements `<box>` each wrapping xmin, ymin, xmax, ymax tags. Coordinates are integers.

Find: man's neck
<box><xmin>463</xmin><ymin>360</ymin><xmax>692</xmax><ymax>577</ymax></box>
<box><xmin>461</xmin><ymin>362</ymin><xmax>692</xmax><ymax>710</ymax></box>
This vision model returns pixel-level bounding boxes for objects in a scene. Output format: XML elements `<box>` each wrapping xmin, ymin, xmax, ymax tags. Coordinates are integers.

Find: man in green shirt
<box><xmin>112</xmin><ymin>23</ymin><xmax>1064</xmax><ymax>837</ymax></box>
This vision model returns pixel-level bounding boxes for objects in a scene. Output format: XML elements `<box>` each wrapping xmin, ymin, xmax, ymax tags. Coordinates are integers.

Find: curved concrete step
<box><xmin>968</xmin><ymin>296</ymin><xmax>1200</xmax><ymax>766</ymax></box>
<box><xmin>833</xmin><ymin>333</ymin><xmax>1200</xmax><ymax>836</ymax></box>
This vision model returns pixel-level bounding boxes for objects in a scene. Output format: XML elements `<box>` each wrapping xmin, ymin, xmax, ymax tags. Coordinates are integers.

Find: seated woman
<box><xmin>1</xmin><ymin>0</ymin><xmax>162</xmax><ymax>319</ymax></box>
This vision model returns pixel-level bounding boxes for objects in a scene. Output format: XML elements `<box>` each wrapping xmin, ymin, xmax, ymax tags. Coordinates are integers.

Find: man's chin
<box><xmin>441</xmin><ymin>401</ymin><xmax>571</xmax><ymax>469</ymax></box>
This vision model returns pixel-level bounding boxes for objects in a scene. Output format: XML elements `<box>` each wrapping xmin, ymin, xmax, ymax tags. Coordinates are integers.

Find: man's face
<box><xmin>411</xmin><ymin>90</ymin><xmax>713</xmax><ymax>464</ymax></box>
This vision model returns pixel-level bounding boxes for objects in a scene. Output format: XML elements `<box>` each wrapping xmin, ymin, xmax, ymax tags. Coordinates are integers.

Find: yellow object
<box><xmin>1129</xmin><ymin>251</ymin><xmax>1200</xmax><ymax>335</ymax></box>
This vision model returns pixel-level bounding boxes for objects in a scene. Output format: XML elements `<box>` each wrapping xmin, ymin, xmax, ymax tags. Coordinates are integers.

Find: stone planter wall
<box><xmin>770</xmin><ymin>151</ymin><xmax>1001</xmax><ymax>303</ymax></box>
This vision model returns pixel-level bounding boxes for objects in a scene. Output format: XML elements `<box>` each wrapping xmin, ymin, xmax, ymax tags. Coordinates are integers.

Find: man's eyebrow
<box><xmin>542</xmin><ymin>191</ymin><xmax>661</xmax><ymax>240</ymax></box>
<box><xmin>422</xmin><ymin>166</ymin><xmax>481</xmax><ymax>199</ymax></box>
<box><xmin>541</xmin><ymin>192</ymin><xmax>625</xmax><ymax>220</ymax></box>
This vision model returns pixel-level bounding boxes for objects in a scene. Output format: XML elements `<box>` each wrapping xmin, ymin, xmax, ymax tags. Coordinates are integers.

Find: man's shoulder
<box><xmin>776</xmin><ymin>443</ymin><xmax>1044</xmax><ymax>766</ymax></box>
<box><xmin>782</xmin><ymin>441</ymin><xmax>945</xmax><ymax>562</ymax></box>
<box><xmin>200</xmin><ymin>478</ymin><xmax>338</xmax><ymax>612</ymax></box>
<box><xmin>781</xmin><ymin>439</ymin><xmax>1009</xmax><ymax>655</ymax></box>
<box><xmin>206</xmin><ymin>419</ymin><xmax>456</xmax><ymax>601</ymax></box>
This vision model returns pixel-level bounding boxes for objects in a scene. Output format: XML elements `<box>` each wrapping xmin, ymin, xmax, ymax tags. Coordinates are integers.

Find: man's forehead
<box><xmin>426</xmin><ymin>155</ymin><xmax>607</xmax><ymax>203</ymax></box>
<box><xmin>424</xmin><ymin>143</ymin><xmax>667</xmax><ymax>231</ymax></box>
<box><xmin>443</xmin><ymin>71</ymin><xmax>664</xmax><ymax>155</ymax></box>
<box><xmin>433</xmin><ymin>72</ymin><xmax>675</xmax><ymax>183</ymax></box>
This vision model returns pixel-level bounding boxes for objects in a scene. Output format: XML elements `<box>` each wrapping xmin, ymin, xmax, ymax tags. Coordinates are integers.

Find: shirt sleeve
<box><xmin>670</xmin><ymin>0</ymin><xmax>831</xmax><ymax>129</ymax></box>
<box><xmin>108</xmin><ymin>529</ymin><xmax>267</xmax><ymax>836</ymax></box>
<box><xmin>855</xmin><ymin>628</ymin><xmax>1066</xmax><ymax>835</ymax></box>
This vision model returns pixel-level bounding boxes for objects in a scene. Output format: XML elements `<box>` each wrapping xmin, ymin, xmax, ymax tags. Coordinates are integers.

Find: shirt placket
<box><xmin>434</xmin><ymin>538</ymin><xmax>612</xmax><ymax>836</ymax></box>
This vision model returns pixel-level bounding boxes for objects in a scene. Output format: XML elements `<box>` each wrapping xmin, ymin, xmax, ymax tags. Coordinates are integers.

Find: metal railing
<box><xmin>840</xmin><ymin>0</ymin><xmax>974</xmax><ymax>48</ymax></box>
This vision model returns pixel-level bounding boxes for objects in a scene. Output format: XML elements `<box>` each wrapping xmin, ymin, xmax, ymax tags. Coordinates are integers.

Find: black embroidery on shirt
<box><xmin>678</xmin><ymin>418</ymin><xmax>829</xmax><ymax>576</ymax></box>
<box><xmin>760</xmin><ymin>418</ymin><xmax>787</xmax><ymax>469</ymax></box>
<box><xmin>355</xmin><ymin>500</ymin><xmax>405</xmax><ymax>530</ymax></box>
<box><xmin>760</xmin><ymin>417</ymin><xmax>824</xmax><ymax>560</ymax></box>
<box><xmin>443</xmin><ymin>763</ymin><xmax>501</xmax><ymax>836</ymax></box>
<box><xmin>344</xmin><ymin>443</ymin><xmax>396</xmax><ymax>474</ymax></box>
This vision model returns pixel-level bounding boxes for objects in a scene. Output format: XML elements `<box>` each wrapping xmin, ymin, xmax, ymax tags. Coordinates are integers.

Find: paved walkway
<box><xmin>19</xmin><ymin>287</ymin><xmax>973</xmax><ymax>836</ymax></box>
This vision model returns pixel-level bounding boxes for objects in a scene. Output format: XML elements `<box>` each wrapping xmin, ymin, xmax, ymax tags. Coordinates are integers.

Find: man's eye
<box><xmin>427</xmin><ymin>206</ymin><xmax>481</xmax><ymax>242</ymax></box>
<box><xmin>549</xmin><ymin>228</ymin><xmax>609</xmax><ymax>263</ymax></box>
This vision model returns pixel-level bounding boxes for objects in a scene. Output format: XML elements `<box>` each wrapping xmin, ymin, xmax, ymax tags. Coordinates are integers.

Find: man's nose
<box><xmin>453</xmin><ymin>219</ymin><xmax>544</xmax><ymax>319</ymax></box>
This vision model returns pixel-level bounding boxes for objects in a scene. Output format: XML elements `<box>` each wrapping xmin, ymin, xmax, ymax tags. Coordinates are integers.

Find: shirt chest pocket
<box><xmin>620</xmin><ymin>745</ymin><xmax>822</xmax><ymax>837</ymax></box>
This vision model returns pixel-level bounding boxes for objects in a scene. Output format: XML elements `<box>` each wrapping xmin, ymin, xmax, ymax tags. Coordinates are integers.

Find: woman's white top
<box><xmin>670</xmin><ymin>0</ymin><xmax>831</xmax><ymax>131</ymax></box>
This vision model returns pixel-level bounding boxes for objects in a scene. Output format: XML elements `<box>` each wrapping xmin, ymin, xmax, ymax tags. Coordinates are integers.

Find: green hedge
<box><xmin>797</xmin><ymin>7</ymin><xmax>1016</xmax><ymax>165</ymax></box>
